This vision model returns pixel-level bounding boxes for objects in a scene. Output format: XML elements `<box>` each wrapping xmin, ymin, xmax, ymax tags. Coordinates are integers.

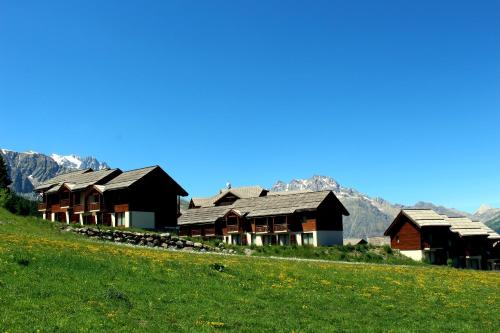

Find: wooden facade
<box><xmin>179</xmin><ymin>190</ymin><xmax>349</xmax><ymax>247</ymax></box>
<box><xmin>384</xmin><ymin>209</ymin><xmax>500</xmax><ymax>269</ymax></box>
<box><xmin>36</xmin><ymin>166</ymin><xmax>187</xmax><ymax>229</ymax></box>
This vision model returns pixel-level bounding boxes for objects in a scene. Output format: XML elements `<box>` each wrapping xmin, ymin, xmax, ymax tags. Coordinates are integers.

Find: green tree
<box><xmin>0</xmin><ymin>155</ymin><xmax>12</xmax><ymax>189</ymax></box>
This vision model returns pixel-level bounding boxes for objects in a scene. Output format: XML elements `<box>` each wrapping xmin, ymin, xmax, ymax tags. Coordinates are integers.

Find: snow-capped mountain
<box><xmin>270</xmin><ymin>175</ymin><xmax>497</xmax><ymax>238</ymax></box>
<box><xmin>0</xmin><ymin>149</ymin><xmax>109</xmax><ymax>194</ymax></box>
<box><xmin>50</xmin><ymin>153</ymin><xmax>108</xmax><ymax>171</ymax></box>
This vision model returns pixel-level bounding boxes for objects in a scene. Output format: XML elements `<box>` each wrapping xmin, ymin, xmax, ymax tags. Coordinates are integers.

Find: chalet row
<box><xmin>35</xmin><ymin>166</ymin><xmax>188</xmax><ymax>229</ymax></box>
<box><xmin>179</xmin><ymin>186</ymin><xmax>350</xmax><ymax>246</ymax></box>
<box><xmin>384</xmin><ymin>209</ymin><xmax>500</xmax><ymax>269</ymax></box>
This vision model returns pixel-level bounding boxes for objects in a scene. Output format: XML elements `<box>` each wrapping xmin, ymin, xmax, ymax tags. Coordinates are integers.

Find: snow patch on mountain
<box><xmin>51</xmin><ymin>154</ymin><xmax>83</xmax><ymax>169</ymax></box>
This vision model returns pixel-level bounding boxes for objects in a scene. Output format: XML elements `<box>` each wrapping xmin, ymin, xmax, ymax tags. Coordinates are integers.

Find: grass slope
<box><xmin>0</xmin><ymin>209</ymin><xmax>499</xmax><ymax>332</ymax></box>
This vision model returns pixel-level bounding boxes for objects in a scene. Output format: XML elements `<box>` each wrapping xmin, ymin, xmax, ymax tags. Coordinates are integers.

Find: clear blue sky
<box><xmin>1</xmin><ymin>1</ymin><xmax>499</xmax><ymax>212</ymax></box>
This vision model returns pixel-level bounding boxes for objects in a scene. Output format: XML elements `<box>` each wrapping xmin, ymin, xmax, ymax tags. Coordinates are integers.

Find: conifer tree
<box><xmin>0</xmin><ymin>155</ymin><xmax>12</xmax><ymax>189</ymax></box>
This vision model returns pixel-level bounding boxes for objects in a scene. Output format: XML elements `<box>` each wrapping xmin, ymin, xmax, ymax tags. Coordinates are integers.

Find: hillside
<box><xmin>0</xmin><ymin>208</ymin><xmax>499</xmax><ymax>332</ymax></box>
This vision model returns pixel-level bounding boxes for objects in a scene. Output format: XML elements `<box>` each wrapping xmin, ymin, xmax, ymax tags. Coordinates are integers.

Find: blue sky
<box><xmin>1</xmin><ymin>1</ymin><xmax>499</xmax><ymax>212</ymax></box>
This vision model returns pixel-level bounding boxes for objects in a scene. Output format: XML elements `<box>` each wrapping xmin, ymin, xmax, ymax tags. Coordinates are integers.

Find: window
<box><xmin>231</xmin><ymin>235</ymin><xmax>241</xmax><ymax>245</ymax></box>
<box><xmin>302</xmin><ymin>233</ymin><xmax>314</xmax><ymax>246</ymax></box>
<box><xmin>290</xmin><ymin>234</ymin><xmax>297</xmax><ymax>246</ymax></box>
<box><xmin>278</xmin><ymin>234</ymin><xmax>289</xmax><ymax>246</ymax></box>
<box><xmin>116</xmin><ymin>212</ymin><xmax>125</xmax><ymax>227</ymax></box>
<box><xmin>262</xmin><ymin>235</ymin><xmax>273</xmax><ymax>245</ymax></box>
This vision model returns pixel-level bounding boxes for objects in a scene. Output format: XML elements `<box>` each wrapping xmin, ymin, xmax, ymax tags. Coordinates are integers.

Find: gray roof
<box><xmin>191</xmin><ymin>186</ymin><xmax>267</xmax><ymax>208</ymax></box>
<box><xmin>267</xmin><ymin>190</ymin><xmax>313</xmax><ymax>196</ymax></box>
<box><xmin>343</xmin><ymin>238</ymin><xmax>367</xmax><ymax>245</ymax></box>
<box><xmin>402</xmin><ymin>209</ymin><xmax>451</xmax><ymax>227</ymax></box>
<box><xmin>447</xmin><ymin>217</ymin><xmax>499</xmax><ymax>238</ymax></box>
<box><xmin>100</xmin><ymin>166</ymin><xmax>157</xmax><ymax>191</ymax></box>
<box><xmin>179</xmin><ymin>190</ymin><xmax>348</xmax><ymax>225</ymax></box>
<box><xmin>386</xmin><ymin>209</ymin><xmax>500</xmax><ymax>240</ymax></box>
<box><xmin>34</xmin><ymin>169</ymin><xmax>92</xmax><ymax>190</ymax></box>
<box><xmin>35</xmin><ymin>168</ymin><xmax>118</xmax><ymax>192</ymax></box>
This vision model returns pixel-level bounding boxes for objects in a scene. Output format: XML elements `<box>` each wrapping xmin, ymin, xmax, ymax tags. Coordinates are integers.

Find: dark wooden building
<box><xmin>35</xmin><ymin>166</ymin><xmax>188</xmax><ymax>229</ymax></box>
<box><xmin>179</xmin><ymin>189</ymin><xmax>349</xmax><ymax>247</ymax></box>
<box><xmin>384</xmin><ymin>209</ymin><xmax>500</xmax><ymax>269</ymax></box>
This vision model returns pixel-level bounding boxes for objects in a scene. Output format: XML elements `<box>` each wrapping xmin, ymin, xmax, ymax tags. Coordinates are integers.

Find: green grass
<box><xmin>0</xmin><ymin>208</ymin><xmax>499</xmax><ymax>332</ymax></box>
<box><xmin>249</xmin><ymin>243</ymin><xmax>422</xmax><ymax>265</ymax></box>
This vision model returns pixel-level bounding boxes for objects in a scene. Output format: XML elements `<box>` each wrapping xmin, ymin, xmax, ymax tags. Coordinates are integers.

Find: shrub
<box><xmin>382</xmin><ymin>245</ymin><xmax>393</xmax><ymax>255</ymax></box>
<box><xmin>210</xmin><ymin>263</ymin><xmax>225</xmax><ymax>272</ymax></box>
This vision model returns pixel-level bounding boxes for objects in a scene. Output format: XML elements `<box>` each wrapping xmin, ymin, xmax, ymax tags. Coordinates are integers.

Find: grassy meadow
<box><xmin>0</xmin><ymin>208</ymin><xmax>499</xmax><ymax>332</ymax></box>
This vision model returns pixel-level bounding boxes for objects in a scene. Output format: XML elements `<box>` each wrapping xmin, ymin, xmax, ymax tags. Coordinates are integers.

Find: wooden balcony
<box><xmin>88</xmin><ymin>202</ymin><xmax>101</xmax><ymax>211</ymax></box>
<box><xmin>255</xmin><ymin>225</ymin><xmax>269</xmax><ymax>233</ymax></box>
<box><xmin>60</xmin><ymin>199</ymin><xmax>70</xmax><ymax>208</ymax></box>
<box><xmin>114</xmin><ymin>204</ymin><xmax>129</xmax><ymax>213</ymax></box>
<box><xmin>38</xmin><ymin>203</ymin><xmax>47</xmax><ymax>211</ymax></box>
<box><xmin>73</xmin><ymin>204</ymin><xmax>85</xmax><ymax>213</ymax></box>
<box><xmin>226</xmin><ymin>225</ymin><xmax>240</xmax><ymax>233</ymax></box>
<box><xmin>273</xmin><ymin>224</ymin><xmax>289</xmax><ymax>233</ymax></box>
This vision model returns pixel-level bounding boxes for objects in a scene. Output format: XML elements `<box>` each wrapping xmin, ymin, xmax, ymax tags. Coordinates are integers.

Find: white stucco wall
<box><xmin>50</xmin><ymin>213</ymin><xmax>55</xmax><ymax>222</ymax></box>
<box><xmin>129</xmin><ymin>211</ymin><xmax>155</xmax><ymax>229</ymax></box>
<box><xmin>400</xmin><ymin>250</ymin><xmax>424</xmax><ymax>261</ymax></box>
<box><xmin>295</xmin><ymin>233</ymin><xmax>303</xmax><ymax>246</ymax></box>
<box><xmin>315</xmin><ymin>230</ymin><xmax>343</xmax><ymax>246</ymax></box>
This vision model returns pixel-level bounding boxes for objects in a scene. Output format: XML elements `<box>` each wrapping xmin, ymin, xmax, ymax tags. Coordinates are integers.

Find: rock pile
<box><xmin>61</xmin><ymin>226</ymin><xmax>238</xmax><ymax>254</ymax></box>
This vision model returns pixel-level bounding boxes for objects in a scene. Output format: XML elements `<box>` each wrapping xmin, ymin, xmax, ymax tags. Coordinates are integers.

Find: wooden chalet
<box><xmin>384</xmin><ymin>209</ymin><xmax>500</xmax><ymax>269</ymax></box>
<box><xmin>179</xmin><ymin>188</ymin><xmax>349</xmax><ymax>247</ymax></box>
<box><xmin>35</xmin><ymin>166</ymin><xmax>188</xmax><ymax>229</ymax></box>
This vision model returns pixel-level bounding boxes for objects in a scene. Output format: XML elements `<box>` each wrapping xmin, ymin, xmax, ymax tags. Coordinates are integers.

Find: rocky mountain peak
<box><xmin>0</xmin><ymin>148</ymin><xmax>110</xmax><ymax>194</ymax></box>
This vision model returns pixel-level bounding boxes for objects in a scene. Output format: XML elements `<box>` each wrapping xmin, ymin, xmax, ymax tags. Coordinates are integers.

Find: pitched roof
<box><xmin>385</xmin><ymin>208</ymin><xmax>500</xmax><ymax>239</ymax></box>
<box><xmin>34</xmin><ymin>168</ymin><xmax>92</xmax><ymax>190</ymax></box>
<box><xmin>446</xmin><ymin>217</ymin><xmax>500</xmax><ymax>238</ymax></box>
<box><xmin>233</xmin><ymin>190</ymin><xmax>335</xmax><ymax>218</ymax></box>
<box><xmin>191</xmin><ymin>186</ymin><xmax>267</xmax><ymax>208</ymax></box>
<box><xmin>179</xmin><ymin>190</ymin><xmax>348</xmax><ymax>225</ymax></box>
<box><xmin>34</xmin><ymin>168</ymin><xmax>118</xmax><ymax>192</ymax></box>
<box><xmin>402</xmin><ymin>209</ymin><xmax>451</xmax><ymax>227</ymax></box>
<box><xmin>343</xmin><ymin>238</ymin><xmax>367</xmax><ymax>245</ymax></box>
<box><xmin>267</xmin><ymin>190</ymin><xmax>313</xmax><ymax>196</ymax></box>
<box><xmin>100</xmin><ymin>166</ymin><xmax>157</xmax><ymax>191</ymax></box>
<box><xmin>384</xmin><ymin>209</ymin><xmax>451</xmax><ymax>236</ymax></box>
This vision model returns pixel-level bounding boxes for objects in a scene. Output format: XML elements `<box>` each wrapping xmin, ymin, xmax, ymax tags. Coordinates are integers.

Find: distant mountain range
<box><xmin>271</xmin><ymin>175</ymin><xmax>500</xmax><ymax>237</ymax></box>
<box><xmin>1</xmin><ymin>149</ymin><xmax>499</xmax><ymax>236</ymax></box>
<box><xmin>0</xmin><ymin>149</ymin><xmax>109</xmax><ymax>194</ymax></box>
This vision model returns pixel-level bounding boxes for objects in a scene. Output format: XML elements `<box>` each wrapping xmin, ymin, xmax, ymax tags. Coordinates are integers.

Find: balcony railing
<box><xmin>255</xmin><ymin>225</ymin><xmax>269</xmax><ymax>233</ymax></box>
<box><xmin>38</xmin><ymin>203</ymin><xmax>47</xmax><ymax>211</ymax></box>
<box><xmin>60</xmin><ymin>199</ymin><xmax>70</xmax><ymax>207</ymax></box>
<box><xmin>88</xmin><ymin>202</ymin><xmax>101</xmax><ymax>211</ymax></box>
<box><xmin>273</xmin><ymin>224</ymin><xmax>289</xmax><ymax>233</ymax></box>
<box><xmin>227</xmin><ymin>225</ymin><xmax>240</xmax><ymax>233</ymax></box>
<box><xmin>73</xmin><ymin>204</ymin><xmax>85</xmax><ymax>213</ymax></box>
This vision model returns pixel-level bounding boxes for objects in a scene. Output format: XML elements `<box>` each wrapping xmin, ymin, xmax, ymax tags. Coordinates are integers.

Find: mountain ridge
<box><xmin>0</xmin><ymin>149</ymin><xmax>109</xmax><ymax>194</ymax></box>
<box><xmin>271</xmin><ymin>175</ymin><xmax>500</xmax><ymax>238</ymax></box>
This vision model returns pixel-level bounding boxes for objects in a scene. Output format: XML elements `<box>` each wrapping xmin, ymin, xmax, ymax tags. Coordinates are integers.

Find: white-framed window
<box><xmin>116</xmin><ymin>212</ymin><xmax>125</xmax><ymax>227</ymax></box>
<box><xmin>302</xmin><ymin>233</ymin><xmax>314</xmax><ymax>246</ymax></box>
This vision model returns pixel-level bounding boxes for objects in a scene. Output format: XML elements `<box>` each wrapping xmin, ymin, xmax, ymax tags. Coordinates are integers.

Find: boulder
<box><xmin>194</xmin><ymin>242</ymin><xmax>203</xmax><ymax>249</ymax></box>
<box><xmin>176</xmin><ymin>241</ymin><xmax>184</xmax><ymax>248</ymax></box>
<box><xmin>185</xmin><ymin>240</ymin><xmax>194</xmax><ymax>247</ymax></box>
